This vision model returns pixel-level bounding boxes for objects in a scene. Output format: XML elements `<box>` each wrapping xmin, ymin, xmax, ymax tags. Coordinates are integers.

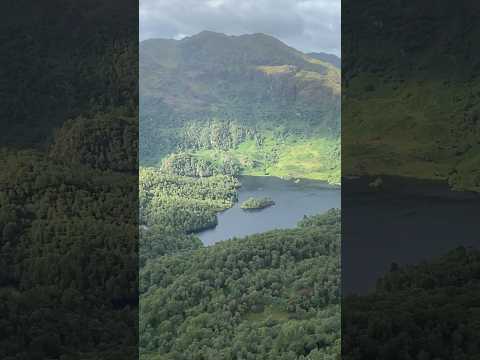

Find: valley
<box><xmin>139</xmin><ymin>31</ymin><xmax>342</xmax><ymax>359</ymax></box>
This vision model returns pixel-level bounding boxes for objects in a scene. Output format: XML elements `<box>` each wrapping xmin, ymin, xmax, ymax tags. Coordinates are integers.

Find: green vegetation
<box><xmin>162</xmin><ymin>151</ymin><xmax>241</xmax><ymax>177</ymax></box>
<box><xmin>140</xmin><ymin>167</ymin><xmax>239</xmax><ymax>234</ymax></box>
<box><xmin>140</xmin><ymin>210</ymin><xmax>341</xmax><ymax>360</ymax></box>
<box><xmin>140</xmin><ymin>32</ymin><xmax>340</xmax><ymax>184</ymax></box>
<box><xmin>0</xmin><ymin>1</ymin><xmax>139</xmax><ymax>355</ymax></box>
<box><xmin>0</xmin><ymin>130</ymin><xmax>138</xmax><ymax>359</ymax></box>
<box><xmin>0</xmin><ymin>0</ymin><xmax>147</xmax><ymax>358</ymax></box>
<box><xmin>241</xmin><ymin>197</ymin><xmax>275</xmax><ymax>210</ymax></box>
<box><xmin>50</xmin><ymin>114</ymin><xmax>138</xmax><ymax>172</ymax></box>
<box><xmin>344</xmin><ymin>247</ymin><xmax>480</xmax><ymax>359</ymax></box>
<box><xmin>138</xmin><ymin>31</ymin><xmax>342</xmax><ymax>360</ymax></box>
<box><xmin>343</xmin><ymin>1</ymin><xmax>480</xmax><ymax>192</ymax></box>
<box><xmin>1</xmin><ymin>1</ymin><xmax>137</xmax><ymax>148</ymax></box>
<box><xmin>138</xmin><ymin>168</ymin><xmax>341</xmax><ymax>359</ymax></box>
<box><xmin>140</xmin><ymin>226</ymin><xmax>202</xmax><ymax>268</ymax></box>
<box><xmin>194</xmin><ymin>136</ymin><xmax>341</xmax><ymax>184</ymax></box>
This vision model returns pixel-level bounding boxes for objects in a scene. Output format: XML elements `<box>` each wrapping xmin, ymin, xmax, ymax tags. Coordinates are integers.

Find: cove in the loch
<box><xmin>197</xmin><ymin>176</ymin><xmax>341</xmax><ymax>246</ymax></box>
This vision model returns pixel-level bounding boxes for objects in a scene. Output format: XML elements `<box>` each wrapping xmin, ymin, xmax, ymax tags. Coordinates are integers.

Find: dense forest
<box><xmin>140</xmin><ymin>209</ymin><xmax>341</xmax><ymax>360</ymax></box>
<box><xmin>341</xmin><ymin>1</ymin><xmax>480</xmax><ymax>358</ymax></box>
<box><xmin>139</xmin><ymin>155</ymin><xmax>341</xmax><ymax>360</ymax></box>
<box><xmin>343</xmin><ymin>247</ymin><xmax>480</xmax><ymax>359</ymax></box>
<box><xmin>161</xmin><ymin>152</ymin><xmax>241</xmax><ymax>177</ymax></box>
<box><xmin>140</xmin><ymin>167</ymin><xmax>239</xmax><ymax>233</ymax></box>
<box><xmin>0</xmin><ymin>1</ymin><xmax>139</xmax><ymax>358</ymax></box>
<box><xmin>0</xmin><ymin>141</ymin><xmax>138</xmax><ymax>359</ymax></box>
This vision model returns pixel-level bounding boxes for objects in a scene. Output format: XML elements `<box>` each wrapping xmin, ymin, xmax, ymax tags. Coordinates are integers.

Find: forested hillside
<box><xmin>0</xmin><ymin>120</ymin><xmax>138</xmax><ymax>359</ymax></box>
<box><xmin>343</xmin><ymin>247</ymin><xmax>480</xmax><ymax>359</ymax></box>
<box><xmin>140</xmin><ymin>31</ymin><xmax>340</xmax><ymax>183</ymax></box>
<box><xmin>140</xmin><ymin>167</ymin><xmax>239</xmax><ymax>234</ymax></box>
<box><xmin>343</xmin><ymin>0</ymin><xmax>480</xmax><ymax>192</ymax></box>
<box><xmin>139</xmin><ymin>168</ymin><xmax>341</xmax><ymax>359</ymax></box>
<box><xmin>0</xmin><ymin>1</ymin><xmax>139</xmax><ymax>357</ymax></box>
<box><xmin>138</xmin><ymin>31</ymin><xmax>342</xmax><ymax>358</ymax></box>
<box><xmin>140</xmin><ymin>209</ymin><xmax>341</xmax><ymax>360</ymax></box>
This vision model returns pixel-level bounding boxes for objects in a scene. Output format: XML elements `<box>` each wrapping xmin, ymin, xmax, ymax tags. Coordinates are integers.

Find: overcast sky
<box><xmin>139</xmin><ymin>0</ymin><xmax>340</xmax><ymax>56</ymax></box>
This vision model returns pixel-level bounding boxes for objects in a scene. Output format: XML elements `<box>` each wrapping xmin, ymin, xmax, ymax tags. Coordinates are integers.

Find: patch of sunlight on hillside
<box><xmin>257</xmin><ymin>65</ymin><xmax>296</xmax><ymax>75</ymax></box>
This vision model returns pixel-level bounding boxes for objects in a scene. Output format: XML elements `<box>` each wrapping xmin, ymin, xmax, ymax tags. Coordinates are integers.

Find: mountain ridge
<box><xmin>308</xmin><ymin>52</ymin><xmax>341</xmax><ymax>68</ymax></box>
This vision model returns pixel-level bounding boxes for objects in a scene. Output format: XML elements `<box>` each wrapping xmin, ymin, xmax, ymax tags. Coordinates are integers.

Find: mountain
<box><xmin>342</xmin><ymin>0</ymin><xmax>480</xmax><ymax>192</ymax></box>
<box><xmin>308</xmin><ymin>52</ymin><xmax>341</xmax><ymax>69</ymax></box>
<box><xmin>140</xmin><ymin>31</ymin><xmax>341</xmax><ymax>183</ymax></box>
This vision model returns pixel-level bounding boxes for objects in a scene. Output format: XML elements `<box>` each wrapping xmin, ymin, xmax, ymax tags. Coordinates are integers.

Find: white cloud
<box><xmin>206</xmin><ymin>0</ymin><xmax>225</xmax><ymax>8</ymax></box>
<box><xmin>139</xmin><ymin>0</ymin><xmax>341</xmax><ymax>56</ymax></box>
<box><xmin>173</xmin><ymin>33</ymin><xmax>188</xmax><ymax>40</ymax></box>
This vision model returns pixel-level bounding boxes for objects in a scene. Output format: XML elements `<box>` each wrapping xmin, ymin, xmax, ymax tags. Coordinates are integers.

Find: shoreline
<box><xmin>239</xmin><ymin>174</ymin><xmax>341</xmax><ymax>190</ymax></box>
<box><xmin>343</xmin><ymin>175</ymin><xmax>480</xmax><ymax>201</ymax></box>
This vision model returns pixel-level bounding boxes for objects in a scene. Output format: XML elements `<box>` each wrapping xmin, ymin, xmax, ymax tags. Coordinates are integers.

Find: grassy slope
<box><xmin>343</xmin><ymin>74</ymin><xmax>480</xmax><ymax>191</ymax></box>
<box><xmin>194</xmin><ymin>136</ymin><xmax>340</xmax><ymax>184</ymax></box>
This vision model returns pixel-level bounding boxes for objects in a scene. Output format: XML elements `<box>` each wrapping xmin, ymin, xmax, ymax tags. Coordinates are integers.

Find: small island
<box><xmin>240</xmin><ymin>197</ymin><xmax>275</xmax><ymax>210</ymax></box>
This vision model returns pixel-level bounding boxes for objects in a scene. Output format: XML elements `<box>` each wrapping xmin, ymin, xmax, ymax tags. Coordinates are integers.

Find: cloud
<box><xmin>139</xmin><ymin>0</ymin><xmax>340</xmax><ymax>56</ymax></box>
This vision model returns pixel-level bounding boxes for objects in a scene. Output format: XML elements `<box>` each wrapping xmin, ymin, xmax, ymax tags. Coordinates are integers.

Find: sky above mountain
<box><xmin>139</xmin><ymin>0</ymin><xmax>340</xmax><ymax>56</ymax></box>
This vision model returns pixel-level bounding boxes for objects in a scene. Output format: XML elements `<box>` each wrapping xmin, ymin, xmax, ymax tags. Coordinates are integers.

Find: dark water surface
<box><xmin>197</xmin><ymin>176</ymin><xmax>340</xmax><ymax>245</ymax></box>
<box><xmin>343</xmin><ymin>176</ymin><xmax>480</xmax><ymax>294</ymax></box>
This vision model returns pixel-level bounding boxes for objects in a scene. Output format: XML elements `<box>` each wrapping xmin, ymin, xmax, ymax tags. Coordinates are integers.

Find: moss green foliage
<box><xmin>140</xmin><ymin>32</ymin><xmax>340</xmax><ymax>183</ymax></box>
<box><xmin>241</xmin><ymin>197</ymin><xmax>275</xmax><ymax>210</ymax></box>
<box><xmin>140</xmin><ymin>210</ymin><xmax>341</xmax><ymax>360</ymax></box>
<box><xmin>343</xmin><ymin>247</ymin><xmax>480</xmax><ymax>359</ymax></box>
<box><xmin>50</xmin><ymin>114</ymin><xmax>138</xmax><ymax>172</ymax></box>
<box><xmin>140</xmin><ymin>167</ymin><xmax>239</xmax><ymax>233</ymax></box>
<box><xmin>162</xmin><ymin>152</ymin><xmax>241</xmax><ymax>177</ymax></box>
<box><xmin>140</xmin><ymin>226</ymin><xmax>202</xmax><ymax>268</ymax></box>
<box><xmin>0</xmin><ymin>146</ymin><xmax>138</xmax><ymax>359</ymax></box>
<box><xmin>342</xmin><ymin>0</ymin><xmax>480</xmax><ymax>192</ymax></box>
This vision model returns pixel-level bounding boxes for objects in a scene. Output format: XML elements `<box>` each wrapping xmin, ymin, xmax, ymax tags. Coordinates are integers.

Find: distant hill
<box><xmin>308</xmin><ymin>52</ymin><xmax>341</xmax><ymax>68</ymax></box>
<box><xmin>140</xmin><ymin>31</ymin><xmax>341</xmax><ymax>182</ymax></box>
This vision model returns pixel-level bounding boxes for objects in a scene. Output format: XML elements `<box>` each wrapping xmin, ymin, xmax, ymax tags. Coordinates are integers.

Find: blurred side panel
<box><xmin>342</xmin><ymin>0</ymin><xmax>480</xmax><ymax>358</ymax></box>
<box><xmin>0</xmin><ymin>1</ymin><xmax>138</xmax><ymax>359</ymax></box>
